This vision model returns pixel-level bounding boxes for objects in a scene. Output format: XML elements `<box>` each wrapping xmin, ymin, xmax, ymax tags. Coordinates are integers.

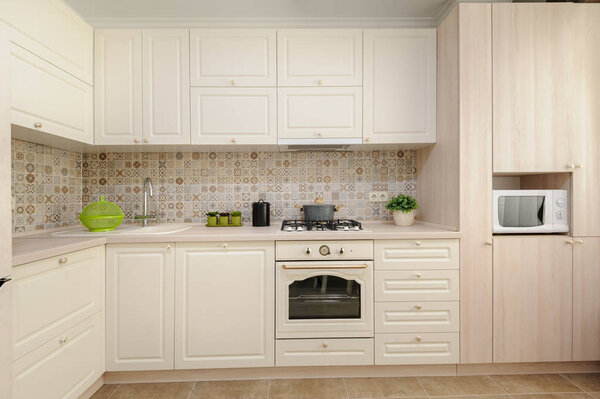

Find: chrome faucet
<box><xmin>134</xmin><ymin>177</ymin><xmax>156</xmax><ymax>227</ymax></box>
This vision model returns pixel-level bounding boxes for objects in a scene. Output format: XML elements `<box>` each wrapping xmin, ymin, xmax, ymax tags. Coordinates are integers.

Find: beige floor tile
<box><xmin>418</xmin><ymin>376</ymin><xmax>505</xmax><ymax>396</ymax></box>
<box><xmin>90</xmin><ymin>385</ymin><xmax>120</xmax><ymax>399</ymax></box>
<box><xmin>510</xmin><ymin>394</ymin><xmax>592</xmax><ymax>399</ymax></box>
<box><xmin>109</xmin><ymin>382</ymin><xmax>195</xmax><ymax>399</ymax></box>
<box><xmin>432</xmin><ymin>396</ymin><xmax>509</xmax><ymax>399</ymax></box>
<box><xmin>491</xmin><ymin>375</ymin><xmax>582</xmax><ymax>394</ymax></box>
<box><xmin>563</xmin><ymin>375</ymin><xmax>600</xmax><ymax>392</ymax></box>
<box><xmin>190</xmin><ymin>380</ymin><xmax>269</xmax><ymax>399</ymax></box>
<box><xmin>588</xmin><ymin>393</ymin><xmax>600</xmax><ymax>399</ymax></box>
<box><xmin>344</xmin><ymin>377</ymin><xmax>427</xmax><ymax>399</ymax></box>
<box><xmin>268</xmin><ymin>378</ymin><xmax>348</xmax><ymax>399</ymax></box>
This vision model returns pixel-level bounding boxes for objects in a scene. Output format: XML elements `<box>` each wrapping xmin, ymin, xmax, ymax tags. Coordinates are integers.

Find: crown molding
<box><xmin>85</xmin><ymin>16</ymin><xmax>440</xmax><ymax>29</ymax></box>
<box><xmin>436</xmin><ymin>0</ymin><xmax>458</xmax><ymax>25</ymax></box>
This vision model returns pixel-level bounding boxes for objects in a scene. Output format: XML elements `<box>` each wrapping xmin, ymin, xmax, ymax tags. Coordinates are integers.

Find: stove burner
<box><xmin>281</xmin><ymin>219</ymin><xmax>362</xmax><ymax>232</ymax></box>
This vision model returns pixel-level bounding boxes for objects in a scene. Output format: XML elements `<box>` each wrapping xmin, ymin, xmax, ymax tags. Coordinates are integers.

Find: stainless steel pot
<box><xmin>295</xmin><ymin>198</ymin><xmax>344</xmax><ymax>221</ymax></box>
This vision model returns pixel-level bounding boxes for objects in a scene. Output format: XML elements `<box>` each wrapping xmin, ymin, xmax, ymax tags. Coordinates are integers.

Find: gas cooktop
<box><xmin>281</xmin><ymin>219</ymin><xmax>363</xmax><ymax>232</ymax></box>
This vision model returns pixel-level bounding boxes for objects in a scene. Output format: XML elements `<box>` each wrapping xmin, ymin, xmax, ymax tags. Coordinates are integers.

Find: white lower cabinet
<box><xmin>105</xmin><ymin>244</ymin><xmax>175</xmax><ymax>371</ymax></box>
<box><xmin>375</xmin><ymin>333</ymin><xmax>459</xmax><ymax>365</ymax></box>
<box><xmin>375</xmin><ymin>270</ymin><xmax>459</xmax><ymax>302</ymax></box>
<box><xmin>175</xmin><ymin>242</ymin><xmax>275</xmax><ymax>369</ymax></box>
<box><xmin>276</xmin><ymin>338</ymin><xmax>374</xmax><ymax>367</ymax></box>
<box><xmin>375</xmin><ymin>302</ymin><xmax>459</xmax><ymax>334</ymax></box>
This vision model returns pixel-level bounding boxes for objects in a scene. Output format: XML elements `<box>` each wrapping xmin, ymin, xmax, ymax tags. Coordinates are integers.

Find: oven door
<box><xmin>276</xmin><ymin>261</ymin><xmax>373</xmax><ymax>338</ymax></box>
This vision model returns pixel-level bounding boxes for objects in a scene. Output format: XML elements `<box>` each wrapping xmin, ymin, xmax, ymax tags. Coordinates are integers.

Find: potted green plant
<box><xmin>206</xmin><ymin>211</ymin><xmax>218</xmax><ymax>226</ymax></box>
<box><xmin>385</xmin><ymin>194</ymin><xmax>419</xmax><ymax>226</ymax></box>
<box><xmin>231</xmin><ymin>211</ymin><xmax>242</xmax><ymax>225</ymax></box>
<box><xmin>219</xmin><ymin>212</ymin><xmax>230</xmax><ymax>226</ymax></box>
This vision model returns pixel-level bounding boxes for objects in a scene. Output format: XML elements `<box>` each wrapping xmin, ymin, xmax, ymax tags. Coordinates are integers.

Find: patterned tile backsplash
<box><xmin>12</xmin><ymin>138</ymin><xmax>417</xmax><ymax>232</ymax></box>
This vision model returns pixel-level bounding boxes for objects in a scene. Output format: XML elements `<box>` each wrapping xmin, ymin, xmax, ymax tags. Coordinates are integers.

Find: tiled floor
<box><xmin>91</xmin><ymin>373</ymin><xmax>600</xmax><ymax>399</ymax></box>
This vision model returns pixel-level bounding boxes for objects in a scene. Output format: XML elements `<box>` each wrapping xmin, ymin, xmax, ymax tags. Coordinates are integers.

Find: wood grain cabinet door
<box><xmin>573</xmin><ymin>237</ymin><xmax>600</xmax><ymax>361</ymax></box>
<box><xmin>493</xmin><ymin>236</ymin><xmax>573</xmax><ymax>363</ymax></box>
<box><xmin>492</xmin><ymin>4</ymin><xmax>577</xmax><ymax>173</ymax></box>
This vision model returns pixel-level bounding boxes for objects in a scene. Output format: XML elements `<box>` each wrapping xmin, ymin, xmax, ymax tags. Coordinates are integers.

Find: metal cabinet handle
<box><xmin>322</xmin><ymin>343</ymin><xmax>328</xmax><ymax>348</ymax></box>
<box><xmin>485</xmin><ymin>241</ymin><xmax>493</xmax><ymax>246</ymax></box>
<box><xmin>231</xmin><ymin>138</ymin><xmax>237</xmax><ymax>144</ymax></box>
<box><xmin>318</xmin><ymin>80</ymin><xmax>324</xmax><ymax>85</ymax></box>
<box><xmin>415</xmin><ymin>304</ymin><xmax>422</xmax><ymax>310</ymax></box>
<box><xmin>365</xmin><ymin>137</ymin><xmax>371</xmax><ymax>143</ymax></box>
<box><xmin>222</xmin><ymin>243</ymin><xmax>228</xmax><ymax>248</ymax></box>
<box><xmin>58</xmin><ymin>337</ymin><xmax>68</xmax><ymax>344</ymax></box>
<box><xmin>415</xmin><ymin>336</ymin><xmax>422</xmax><ymax>343</ymax></box>
<box><xmin>416</xmin><ymin>272</ymin><xmax>421</xmax><ymax>279</ymax></box>
<box><xmin>575</xmin><ymin>239</ymin><xmax>584</xmax><ymax>244</ymax></box>
<box><xmin>134</xmin><ymin>138</ymin><xmax>140</xmax><ymax>143</ymax></box>
<box><xmin>143</xmin><ymin>138</ymin><xmax>149</xmax><ymax>143</ymax></box>
<box><xmin>231</xmin><ymin>80</ymin><xmax>236</xmax><ymax>85</ymax></box>
<box><xmin>166</xmin><ymin>245</ymin><xmax>172</xmax><ymax>251</ymax></box>
<box><xmin>34</xmin><ymin>122</ymin><xmax>42</xmax><ymax>128</ymax></box>
<box><xmin>282</xmin><ymin>263</ymin><xmax>367</xmax><ymax>270</ymax></box>
<box><xmin>58</xmin><ymin>257</ymin><xmax>68</xmax><ymax>265</ymax></box>
<box><xmin>566</xmin><ymin>239</ymin><xmax>574</xmax><ymax>245</ymax></box>
<box><xmin>416</xmin><ymin>241</ymin><xmax>422</xmax><ymax>246</ymax></box>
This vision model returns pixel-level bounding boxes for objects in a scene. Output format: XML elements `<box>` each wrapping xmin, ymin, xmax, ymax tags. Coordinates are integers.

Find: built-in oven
<box><xmin>276</xmin><ymin>241</ymin><xmax>373</xmax><ymax>339</ymax></box>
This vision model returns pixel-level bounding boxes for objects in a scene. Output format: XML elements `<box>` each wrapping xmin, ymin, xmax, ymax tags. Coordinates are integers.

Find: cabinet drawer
<box><xmin>375</xmin><ymin>333</ymin><xmax>459</xmax><ymax>365</ymax></box>
<box><xmin>375</xmin><ymin>239</ymin><xmax>459</xmax><ymax>270</ymax></box>
<box><xmin>375</xmin><ymin>302</ymin><xmax>459</xmax><ymax>333</ymax></box>
<box><xmin>375</xmin><ymin>270</ymin><xmax>459</xmax><ymax>302</ymax></box>
<box><xmin>13</xmin><ymin>312</ymin><xmax>104</xmax><ymax>399</ymax></box>
<box><xmin>13</xmin><ymin>246</ymin><xmax>104</xmax><ymax>360</ymax></box>
<box><xmin>276</xmin><ymin>338</ymin><xmax>373</xmax><ymax>367</ymax></box>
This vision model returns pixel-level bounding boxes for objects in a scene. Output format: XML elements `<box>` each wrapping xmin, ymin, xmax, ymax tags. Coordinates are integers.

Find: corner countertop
<box><xmin>12</xmin><ymin>221</ymin><xmax>460</xmax><ymax>267</ymax></box>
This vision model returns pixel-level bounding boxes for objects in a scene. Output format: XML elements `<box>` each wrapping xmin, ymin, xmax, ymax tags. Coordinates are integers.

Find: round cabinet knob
<box><xmin>231</xmin><ymin>80</ymin><xmax>236</xmax><ymax>85</ymax></box>
<box><xmin>322</xmin><ymin>343</ymin><xmax>328</xmax><ymax>348</ymax></box>
<box><xmin>566</xmin><ymin>239</ymin><xmax>574</xmax><ymax>245</ymax></box>
<box><xmin>416</xmin><ymin>304</ymin><xmax>422</xmax><ymax>310</ymax></box>
<box><xmin>365</xmin><ymin>137</ymin><xmax>371</xmax><ymax>143</ymax></box>
<box><xmin>416</xmin><ymin>241</ymin><xmax>422</xmax><ymax>246</ymax></box>
<box><xmin>134</xmin><ymin>138</ymin><xmax>140</xmax><ymax>144</ymax></box>
<box><xmin>416</xmin><ymin>272</ymin><xmax>421</xmax><ymax>279</ymax></box>
<box><xmin>34</xmin><ymin>122</ymin><xmax>42</xmax><ymax>128</ymax></box>
<box><xmin>317</xmin><ymin>132</ymin><xmax>323</xmax><ymax>137</ymax></box>
<box><xmin>318</xmin><ymin>80</ymin><xmax>324</xmax><ymax>85</ymax></box>
<box><xmin>575</xmin><ymin>239</ymin><xmax>584</xmax><ymax>244</ymax></box>
<box><xmin>305</xmin><ymin>248</ymin><xmax>312</xmax><ymax>255</ymax></box>
<box><xmin>58</xmin><ymin>257</ymin><xmax>68</xmax><ymax>265</ymax></box>
<box><xmin>485</xmin><ymin>241</ymin><xmax>493</xmax><ymax>246</ymax></box>
<box><xmin>143</xmin><ymin>138</ymin><xmax>149</xmax><ymax>143</ymax></box>
<box><xmin>567</xmin><ymin>162</ymin><xmax>575</xmax><ymax>169</ymax></box>
<box><xmin>339</xmin><ymin>247</ymin><xmax>345</xmax><ymax>255</ymax></box>
<box><xmin>416</xmin><ymin>336</ymin><xmax>422</xmax><ymax>343</ymax></box>
<box><xmin>231</xmin><ymin>138</ymin><xmax>237</xmax><ymax>144</ymax></box>
<box><xmin>319</xmin><ymin>245</ymin><xmax>331</xmax><ymax>256</ymax></box>
<box><xmin>575</xmin><ymin>163</ymin><xmax>583</xmax><ymax>168</ymax></box>
<box><xmin>58</xmin><ymin>337</ymin><xmax>68</xmax><ymax>344</ymax></box>
<box><xmin>166</xmin><ymin>245</ymin><xmax>171</xmax><ymax>251</ymax></box>
<box><xmin>222</xmin><ymin>243</ymin><xmax>228</xmax><ymax>248</ymax></box>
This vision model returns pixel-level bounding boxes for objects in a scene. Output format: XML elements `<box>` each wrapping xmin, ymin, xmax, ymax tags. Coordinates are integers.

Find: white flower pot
<box><xmin>392</xmin><ymin>210</ymin><xmax>415</xmax><ymax>226</ymax></box>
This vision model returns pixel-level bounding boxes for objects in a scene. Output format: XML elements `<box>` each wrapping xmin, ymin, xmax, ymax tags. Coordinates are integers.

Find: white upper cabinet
<box><xmin>94</xmin><ymin>30</ymin><xmax>143</xmax><ymax>145</ymax></box>
<box><xmin>278</xmin><ymin>87</ymin><xmax>362</xmax><ymax>141</ymax></box>
<box><xmin>363</xmin><ymin>29</ymin><xmax>436</xmax><ymax>144</ymax></box>
<box><xmin>190</xmin><ymin>29</ymin><xmax>276</xmax><ymax>87</ymax></box>
<box><xmin>191</xmin><ymin>88</ymin><xmax>276</xmax><ymax>145</ymax></box>
<box><xmin>277</xmin><ymin>29</ymin><xmax>362</xmax><ymax>86</ymax></box>
<box><xmin>10</xmin><ymin>44</ymin><xmax>93</xmax><ymax>144</ymax></box>
<box><xmin>142</xmin><ymin>29</ymin><xmax>190</xmax><ymax>144</ymax></box>
<box><xmin>0</xmin><ymin>0</ymin><xmax>93</xmax><ymax>84</ymax></box>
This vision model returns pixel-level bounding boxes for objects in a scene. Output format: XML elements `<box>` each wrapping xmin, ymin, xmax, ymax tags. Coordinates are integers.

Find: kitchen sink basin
<box><xmin>52</xmin><ymin>224</ymin><xmax>192</xmax><ymax>237</ymax></box>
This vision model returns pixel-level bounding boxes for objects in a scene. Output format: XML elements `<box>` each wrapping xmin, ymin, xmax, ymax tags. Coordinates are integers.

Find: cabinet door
<box><xmin>277</xmin><ymin>29</ymin><xmax>362</xmax><ymax>86</ymax></box>
<box><xmin>190</xmin><ymin>29</ymin><xmax>276</xmax><ymax>86</ymax></box>
<box><xmin>277</xmin><ymin>87</ymin><xmax>362</xmax><ymax>141</ymax></box>
<box><xmin>10</xmin><ymin>44</ymin><xmax>93</xmax><ymax>144</ymax></box>
<box><xmin>94</xmin><ymin>30</ymin><xmax>143</xmax><ymax>145</ymax></box>
<box><xmin>492</xmin><ymin>4</ymin><xmax>577</xmax><ymax>173</ymax></box>
<box><xmin>105</xmin><ymin>244</ymin><xmax>175</xmax><ymax>371</ymax></box>
<box><xmin>375</xmin><ymin>333</ymin><xmax>459</xmax><ymax>365</ymax></box>
<box><xmin>142</xmin><ymin>29</ymin><xmax>190</xmax><ymax>144</ymax></box>
<box><xmin>0</xmin><ymin>0</ymin><xmax>93</xmax><ymax>84</ymax></box>
<box><xmin>572</xmin><ymin>5</ymin><xmax>600</xmax><ymax>237</ymax></box>
<box><xmin>363</xmin><ymin>29</ymin><xmax>436</xmax><ymax>144</ymax></box>
<box><xmin>493</xmin><ymin>236</ymin><xmax>573</xmax><ymax>362</ymax></box>
<box><xmin>175</xmin><ymin>242</ymin><xmax>274</xmax><ymax>369</ymax></box>
<box><xmin>573</xmin><ymin>237</ymin><xmax>600</xmax><ymax>361</ymax></box>
<box><xmin>191</xmin><ymin>88</ymin><xmax>276</xmax><ymax>145</ymax></box>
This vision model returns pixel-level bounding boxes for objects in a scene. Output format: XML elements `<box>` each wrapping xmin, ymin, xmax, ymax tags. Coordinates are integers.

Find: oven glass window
<box><xmin>288</xmin><ymin>275</ymin><xmax>361</xmax><ymax>319</ymax></box>
<box><xmin>498</xmin><ymin>195</ymin><xmax>545</xmax><ymax>227</ymax></box>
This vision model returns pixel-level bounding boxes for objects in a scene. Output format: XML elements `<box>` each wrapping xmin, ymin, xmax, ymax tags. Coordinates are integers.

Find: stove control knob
<box><xmin>319</xmin><ymin>245</ymin><xmax>331</xmax><ymax>256</ymax></box>
<box><xmin>305</xmin><ymin>248</ymin><xmax>312</xmax><ymax>255</ymax></box>
<box><xmin>339</xmin><ymin>247</ymin><xmax>345</xmax><ymax>255</ymax></box>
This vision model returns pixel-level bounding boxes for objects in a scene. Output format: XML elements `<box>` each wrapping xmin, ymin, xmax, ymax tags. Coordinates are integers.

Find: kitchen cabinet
<box><xmin>0</xmin><ymin>0</ymin><xmax>93</xmax><ymax>84</ymax></box>
<box><xmin>142</xmin><ymin>29</ymin><xmax>190</xmax><ymax>145</ymax></box>
<box><xmin>94</xmin><ymin>30</ymin><xmax>143</xmax><ymax>145</ymax></box>
<box><xmin>375</xmin><ymin>270</ymin><xmax>459</xmax><ymax>302</ymax></box>
<box><xmin>492</xmin><ymin>3</ymin><xmax>578</xmax><ymax>173</ymax></box>
<box><xmin>175</xmin><ymin>242</ymin><xmax>274</xmax><ymax>369</ymax></box>
<box><xmin>374</xmin><ymin>239</ymin><xmax>459</xmax><ymax>270</ymax></box>
<box><xmin>105</xmin><ymin>244</ymin><xmax>175</xmax><ymax>371</ymax></box>
<box><xmin>363</xmin><ymin>29</ymin><xmax>436</xmax><ymax>144</ymax></box>
<box><xmin>573</xmin><ymin>237</ymin><xmax>600</xmax><ymax>361</ymax></box>
<box><xmin>10</xmin><ymin>44</ymin><xmax>93</xmax><ymax>144</ymax></box>
<box><xmin>375</xmin><ymin>333</ymin><xmax>459</xmax><ymax>365</ymax></box>
<box><xmin>493</xmin><ymin>236</ymin><xmax>573</xmax><ymax>363</ymax></box>
<box><xmin>191</xmin><ymin>88</ymin><xmax>277</xmax><ymax>145</ymax></box>
<box><xmin>276</xmin><ymin>339</ymin><xmax>373</xmax><ymax>367</ymax></box>
<box><xmin>190</xmin><ymin>29</ymin><xmax>276</xmax><ymax>86</ymax></box>
<box><xmin>375</xmin><ymin>302</ymin><xmax>459</xmax><ymax>334</ymax></box>
<box><xmin>277</xmin><ymin>87</ymin><xmax>362</xmax><ymax>142</ymax></box>
<box><xmin>277</xmin><ymin>29</ymin><xmax>362</xmax><ymax>87</ymax></box>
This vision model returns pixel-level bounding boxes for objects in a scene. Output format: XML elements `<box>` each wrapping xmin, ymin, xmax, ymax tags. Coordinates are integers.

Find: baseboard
<box><xmin>457</xmin><ymin>361</ymin><xmax>600</xmax><ymax>376</ymax></box>
<box><xmin>78</xmin><ymin>375</ymin><xmax>104</xmax><ymax>399</ymax></box>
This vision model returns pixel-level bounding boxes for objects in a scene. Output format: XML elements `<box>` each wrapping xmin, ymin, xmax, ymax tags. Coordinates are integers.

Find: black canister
<box><xmin>252</xmin><ymin>200</ymin><xmax>270</xmax><ymax>227</ymax></box>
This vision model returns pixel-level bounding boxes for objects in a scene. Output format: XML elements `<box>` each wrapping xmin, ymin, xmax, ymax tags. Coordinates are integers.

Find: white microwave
<box><xmin>493</xmin><ymin>190</ymin><xmax>569</xmax><ymax>234</ymax></box>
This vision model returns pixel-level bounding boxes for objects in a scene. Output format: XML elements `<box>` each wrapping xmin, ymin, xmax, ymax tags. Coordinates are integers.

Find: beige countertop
<box><xmin>13</xmin><ymin>221</ymin><xmax>460</xmax><ymax>267</ymax></box>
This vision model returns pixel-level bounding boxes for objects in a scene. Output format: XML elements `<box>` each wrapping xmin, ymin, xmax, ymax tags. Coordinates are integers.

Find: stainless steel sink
<box><xmin>52</xmin><ymin>224</ymin><xmax>192</xmax><ymax>237</ymax></box>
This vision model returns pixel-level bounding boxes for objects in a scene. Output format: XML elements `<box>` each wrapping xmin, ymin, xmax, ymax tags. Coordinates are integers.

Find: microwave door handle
<box><xmin>281</xmin><ymin>264</ymin><xmax>368</xmax><ymax>270</ymax></box>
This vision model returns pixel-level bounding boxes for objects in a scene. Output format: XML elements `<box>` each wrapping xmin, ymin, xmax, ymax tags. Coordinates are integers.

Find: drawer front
<box><xmin>13</xmin><ymin>312</ymin><xmax>104</xmax><ymax>399</ymax></box>
<box><xmin>277</xmin><ymin>240</ymin><xmax>373</xmax><ymax>261</ymax></box>
<box><xmin>375</xmin><ymin>333</ymin><xmax>459</xmax><ymax>365</ymax></box>
<box><xmin>10</xmin><ymin>44</ymin><xmax>93</xmax><ymax>144</ymax></box>
<box><xmin>276</xmin><ymin>338</ymin><xmax>373</xmax><ymax>367</ymax></box>
<box><xmin>375</xmin><ymin>270</ymin><xmax>459</xmax><ymax>302</ymax></box>
<box><xmin>13</xmin><ymin>246</ymin><xmax>104</xmax><ymax>359</ymax></box>
<box><xmin>375</xmin><ymin>239</ymin><xmax>459</xmax><ymax>270</ymax></box>
<box><xmin>375</xmin><ymin>302</ymin><xmax>459</xmax><ymax>333</ymax></box>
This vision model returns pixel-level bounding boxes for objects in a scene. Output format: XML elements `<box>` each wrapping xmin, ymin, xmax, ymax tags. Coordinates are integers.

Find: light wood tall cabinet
<box><xmin>493</xmin><ymin>236</ymin><xmax>573</xmax><ymax>363</ymax></box>
<box><xmin>175</xmin><ymin>242</ymin><xmax>274</xmax><ymax>369</ymax></box>
<box><xmin>105</xmin><ymin>244</ymin><xmax>175</xmax><ymax>371</ymax></box>
<box><xmin>573</xmin><ymin>237</ymin><xmax>600</xmax><ymax>361</ymax></box>
<box><xmin>363</xmin><ymin>29</ymin><xmax>436</xmax><ymax>144</ymax></box>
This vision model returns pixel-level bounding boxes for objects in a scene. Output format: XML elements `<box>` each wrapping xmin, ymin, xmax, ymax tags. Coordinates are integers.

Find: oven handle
<box><xmin>281</xmin><ymin>263</ymin><xmax>368</xmax><ymax>269</ymax></box>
